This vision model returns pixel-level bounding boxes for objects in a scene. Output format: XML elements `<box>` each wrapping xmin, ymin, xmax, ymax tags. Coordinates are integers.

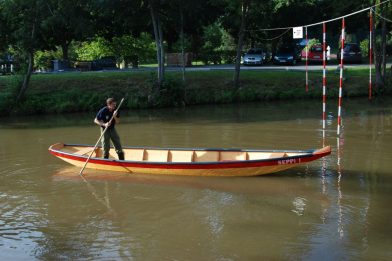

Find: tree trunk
<box><xmin>158</xmin><ymin>21</ymin><xmax>165</xmax><ymax>84</ymax></box>
<box><xmin>233</xmin><ymin>0</ymin><xmax>249</xmax><ymax>90</ymax></box>
<box><xmin>149</xmin><ymin>0</ymin><xmax>165</xmax><ymax>87</ymax></box>
<box><xmin>373</xmin><ymin>12</ymin><xmax>381</xmax><ymax>87</ymax></box>
<box><xmin>61</xmin><ymin>41</ymin><xmax>69</xmax><ymax>61</ymax></box>
<box><xmin>373</xmin><ymin>1</ymin><xmax>388</xmax><ymax>92</ymax></box>
<box><xmin>180</xmin><ymin>9</ymin><xmax>185</xmax><ymax>83</ymax></box>
<box><xmin>17</xmin><ymin>51</ymin><xmax>34</xmax><ymax>102</ymax></box>
<box><xmin>381</xmin><ymin>15</ymin><xmax>387</xmax><ymax>83</ymax></box>
<box><xmin>16</xmin><ymin>20</ymin><xmax>36</xmax><ymax>103</ymax></box>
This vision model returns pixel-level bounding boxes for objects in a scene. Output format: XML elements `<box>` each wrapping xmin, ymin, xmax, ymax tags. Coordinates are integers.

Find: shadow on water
<box><xmin>2</xmin><ymin>97</ymin><xmax>392</xmax><ymax>130</ymax></box>
<box><xmin>52</xmin><ymin>164</ymin><xmax>392</xmax><ymax>196</ymax></box>
<box><xmin>53</xmin><ymin>166</ymin><xmax>322</xmax><ymax>195</ymax></box>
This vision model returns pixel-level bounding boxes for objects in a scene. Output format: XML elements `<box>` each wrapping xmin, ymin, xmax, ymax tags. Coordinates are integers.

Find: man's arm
<box><xmin>94</xmin><ymin>117</ymin><xmax>109</xmax><ymax>128</ymax></box>
<box><xmin>113</xmin><ymin>111</ymin><xmax>120</xmax><ymax>124</ymax></box>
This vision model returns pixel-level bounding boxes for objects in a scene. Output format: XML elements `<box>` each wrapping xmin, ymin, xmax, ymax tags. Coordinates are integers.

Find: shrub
<box><xmin>156</xmin><ymin>78</ymin><xmax>185</xmax><ymax>107</ymax></box>
<box><xmin>34</xmin><ymin>49</ymin><xmax>63</xmax><ymax>71</ymax></box>
<box><xmin>360</xmin><ymin>39</ymin><xmax>369</xmax><ymax>57</ymax></box>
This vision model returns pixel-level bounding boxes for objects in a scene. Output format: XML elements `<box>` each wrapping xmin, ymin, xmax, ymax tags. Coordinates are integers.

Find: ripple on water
<box><xmin>0</xmin><ymin>192</ymin><xmax>46</xmax><ymax>259</ymax></box>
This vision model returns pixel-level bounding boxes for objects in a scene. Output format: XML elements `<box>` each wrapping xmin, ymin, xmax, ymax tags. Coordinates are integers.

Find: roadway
<box><xmin>165</xmin><ymin>62</ymin><xmax>371</xmax><ymax>72</ymax></box>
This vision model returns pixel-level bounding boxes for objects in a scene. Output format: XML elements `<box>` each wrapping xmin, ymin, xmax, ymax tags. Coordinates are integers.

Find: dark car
<box><xmin>338</xmin><ymin>43</ymin><xmax>362</xmax><ymax>64</ymax></box>
<box><xmin>91</xmin><ymin>56</ymin><xmax>117</xmax><ymax>70</ymax></box>
<box><xmin>273</xmin><ymin>46</ymin><xmax>301</xmax><ymax>65</ymax></box>
<box><xmin>242</xmin><ymin>48</ymin><xmax>269</xmax><ymax>65</ymax></box>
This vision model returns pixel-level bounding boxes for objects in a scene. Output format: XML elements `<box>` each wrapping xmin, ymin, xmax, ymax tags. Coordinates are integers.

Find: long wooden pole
<box><xmin>79</xmin><ymin>98</ymin><xmax>125</xmax><ymax>176</ymax></box>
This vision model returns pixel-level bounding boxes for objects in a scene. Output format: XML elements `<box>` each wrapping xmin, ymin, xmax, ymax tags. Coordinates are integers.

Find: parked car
<box><xmin>242</xmin><ymin>48</ymin><xmax>269</xmax><ymax>65</ymax></box>
<box><xmin>301</xmin><ymin>44</ymin><xmax>324</xmax><ymax>63</ymax></box>
<box><xmin>337</xmin><ymin>43</ymin><xmax>362</xmax><ymax>63</ymax></box>
<box><xmin>273</xmin><ymin>46</ymin><xmax>301</xmax><ymax>65</ymax></box>
<box><xmin>91</xmin><ymin>56</ymin><xmax>117</xmax><ymax>70</ymax></box>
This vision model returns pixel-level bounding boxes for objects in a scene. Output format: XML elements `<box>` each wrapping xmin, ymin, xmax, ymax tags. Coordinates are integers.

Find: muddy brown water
<box><xmin>1</xmin><ymin>98</ymin><xmax>392</xmax><ymax>260</ymax></box>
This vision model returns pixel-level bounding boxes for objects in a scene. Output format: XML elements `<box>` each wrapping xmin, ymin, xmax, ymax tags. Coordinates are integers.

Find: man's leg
<box><xmin>101</xmin><ymin>128</ymin><xmax>111</xmax><ymax>159</ymax></box>
<box><xmin>110</xmin><ymin>128</ymin><xmax>124</xmax><ymax>160</ymax></box>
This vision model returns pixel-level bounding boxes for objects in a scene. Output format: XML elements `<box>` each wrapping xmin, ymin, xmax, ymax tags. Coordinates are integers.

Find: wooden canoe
<box><xmin>48</xmin><ymin>143</ymin><xmax>331</xmax><ymax>177</ymax></box>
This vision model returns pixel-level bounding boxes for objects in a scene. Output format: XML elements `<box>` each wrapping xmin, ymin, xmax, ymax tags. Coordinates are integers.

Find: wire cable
<box><xmin>252</xmin><ymin>28</ymin><xmax>291</xmax><ymax>41</ymax></box>
<box><xmin>371</xmin><ymin>7</ymin><xmax>392</xmax><ymax>23</ymax></box>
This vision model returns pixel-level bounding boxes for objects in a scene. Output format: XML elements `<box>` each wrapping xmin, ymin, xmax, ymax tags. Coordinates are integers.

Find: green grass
<box><xmin>0</xmin><ymin>68</ymin><xmax>389</xmax><ymax>116</ymax></box>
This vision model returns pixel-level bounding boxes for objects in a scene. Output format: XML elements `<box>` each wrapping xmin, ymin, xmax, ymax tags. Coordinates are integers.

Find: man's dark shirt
<box><xmin>96</xmin><ymin>106</ymin><xmax>119</xmax><ymax>129</ymax></box>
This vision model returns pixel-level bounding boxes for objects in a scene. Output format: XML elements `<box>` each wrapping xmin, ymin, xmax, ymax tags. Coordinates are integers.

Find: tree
<box><xmin>111</xmin><ymin>33</ymin><xmax>156</xmax><ymax>67</ymax></box>
<box><xmin>372</xmin><ymin>1</ymin><xmax>391</xmax><ymax>92</ymax></box>
<box><xmin>2</xmin><ymin>0</ymin><xmax>49</xmax><ymax>102</ymax></box>
<box><xmin>234</xmin><ymin>0</ymin><xmax>250</xmax><ymax>89</ymax></box>
<box><xmin>148</xmin><ymin>0</ymin><xmax>165</xmax><ymax>87</ymax></box>
<box><xmin>43</xmin><ymin>0</ymin><xmax>95</xmax><ymax>60</ymax></box>
<box><xmin>0</xmin><ymin>4</ymin><xmax>11</xmax><ymax>54</ymax></box>
<box><xmin>200</xmin><ymin>22</ymin><xmax>225</xmax><ymax>64</ymax></box>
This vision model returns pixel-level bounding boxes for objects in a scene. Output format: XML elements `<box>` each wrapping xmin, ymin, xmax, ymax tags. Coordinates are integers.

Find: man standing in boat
<box><xmin>94</xmin><ymin>98</ymin><xmax>125</xmax><ymax>160</ymax></box>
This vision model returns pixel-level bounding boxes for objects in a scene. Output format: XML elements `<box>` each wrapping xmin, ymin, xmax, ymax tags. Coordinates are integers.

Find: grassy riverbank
<box><xmin>0</xmin><ymin>68</ymin><xmax>389</xmax><ymax>116</ymax></box>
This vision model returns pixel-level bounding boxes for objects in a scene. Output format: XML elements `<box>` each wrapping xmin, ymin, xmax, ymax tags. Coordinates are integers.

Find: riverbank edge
<box><xmin>0</xmin><ymin>69</ymin><xmax>390</xmax><ymax>116</ymax></box>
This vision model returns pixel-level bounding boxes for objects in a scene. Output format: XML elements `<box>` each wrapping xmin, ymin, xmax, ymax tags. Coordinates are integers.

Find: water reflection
<box><xmin>337</xmin><ymin>136</ymin><xmax>344</xmax><ymax>239</ymax></box>
<box><xmin>52</xmin><ymin>165</ymin><xmax>335</xmax><ymax>260</ymax></box>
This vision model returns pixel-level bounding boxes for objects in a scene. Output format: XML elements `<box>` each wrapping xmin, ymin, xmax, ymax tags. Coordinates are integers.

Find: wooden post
<box><xmin>322</xmin><ymin>22</ymin><xmax>327</xmax><ymax>141</ymax></box>
<box><xmin>337</xmin><ymin>18</ymin><xmax>345</xmax><ymax>136</ymax></box>
<box><xmin>305</xmin><ymin>26</ymin><xmax>309</xmax><ymax>92</ymax></box>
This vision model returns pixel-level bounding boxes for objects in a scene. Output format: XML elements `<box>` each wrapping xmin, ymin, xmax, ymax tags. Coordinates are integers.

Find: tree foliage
<box><xmin>42</xmin><ymin>0</ymin><xmax>95</xmax><ymax>60</ymax></box>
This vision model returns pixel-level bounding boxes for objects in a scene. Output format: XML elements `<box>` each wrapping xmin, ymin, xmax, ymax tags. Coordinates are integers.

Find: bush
<box><xmin>156</xmin><ymin>78</ymin><xmax>185</xmax><ymax>107</ymax></box>
<box><xmin>35</xmin><ymin>50</ymin><xmax>62</xmax><ymax>71</ymax></box>
<box><xmin>303</xmin><ymin>38</ymin><xmax>320</xmax><ymax>52</ymax></box>
<box><xmin>360</xmin><ymin>39</ymin><xmax>369</xmax><ymax>57</ymax></box>
<box><xmin>74</xmin><ymin>37</ymin><xmax>113</xmax><ymax>61</ymax></box>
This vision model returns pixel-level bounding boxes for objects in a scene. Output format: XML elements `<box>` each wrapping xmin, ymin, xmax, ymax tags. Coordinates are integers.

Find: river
<box><xmin>1</xmin><ymin>98</ymin><xmax>391</xmax><ymax>260</ymax></box>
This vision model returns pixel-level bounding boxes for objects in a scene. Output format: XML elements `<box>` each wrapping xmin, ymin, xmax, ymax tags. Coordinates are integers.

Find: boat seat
<box><xmin>125</xmin><ymin>149</ymin><xmax>145</xmax><ymax>161</ymax></box>
<box><xmin>95</xmin><ymin>148</ymin><xmax>102</xmax><ymax>158</ymax></box>
<box><xmin>194</xmin><ymin>151</ymin><xmax>219</xmax><ymax>162</ymax></box>
<box><xmin>220</xmin><ymin>151</ymin><xmax>247</xmax><ymax>161</ymax></box>
<box><xmin>169</xmin><ymin>150</ymin><xmax>194</xmax><ymax>162</ymax></box>
<box><xmin>247</xmin><ymin>152</ymin><xmax>287</xmax><ymax>160</ymax></box>
<box><xmin>77</xmin><ymin>147</ymin><xmax>95</xmax><ymax>156</ymax></box>
<box><xmin>77</xmin><ymin>147</ymin><xmax>102</xmax><ymax>158</ymax></box>
<box><xmin>247</xmin><ymin>152</ymin><xmax>270</xmax><ymax>160</ymax></box>
<box><xmin>269</xmin><ymin>153</ymin><xmax>287</xmax><ymax>159</ymax></box>
<box><xmin>144</xmin><ymin>149</ymin><xmax>168</xmax><ymax>162</ymax></box>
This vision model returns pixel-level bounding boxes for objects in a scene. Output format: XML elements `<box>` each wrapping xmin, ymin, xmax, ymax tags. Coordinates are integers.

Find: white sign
<box><xmin>293</xmin><ymin>27</ymin><xmax>303</xmax><ymax>39</ymax></box>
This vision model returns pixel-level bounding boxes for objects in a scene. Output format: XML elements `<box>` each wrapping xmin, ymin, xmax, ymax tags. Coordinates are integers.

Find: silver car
<box><xmin>242</xmin><ymin>48</ymin><xmax>268</xmax><ymax>66</ymax></box>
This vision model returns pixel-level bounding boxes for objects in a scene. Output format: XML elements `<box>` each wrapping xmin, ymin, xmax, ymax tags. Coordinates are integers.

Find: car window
<box><xmin>277</xmin><ymin>47</ymin><xmax>293</xmax><ymax>53</ymax></box>
<box><xmin>351</xmin><ymin>45</ymin><xmax>360</xmax><ymax>52</ymax></box>
<box><xmin>311</xmin><ymin>46</ymin><xmax>323</xmax><ymax>52</ymax></box>
<box><xmin>344</xmin><ymin>44</ymin><xmax>360</xmax><ymax>52</ymax></box>
<box><xmin>247</xmin><ymin>49</ymin><xmax>263</xmax><ymax>54</ymax></box>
